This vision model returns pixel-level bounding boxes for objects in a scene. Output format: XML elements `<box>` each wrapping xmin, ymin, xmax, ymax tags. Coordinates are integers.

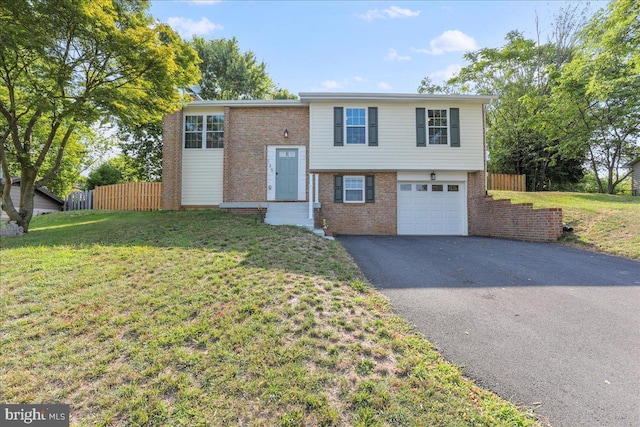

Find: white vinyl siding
<box><xmin>181</xmin><ymin>150</ymin><xmax>224</xmax><ymax>205</ymax></box>
<box><xmin>309</xmin><ymin>102</ymin><xmax>485</xmax><ymax>171</ymax></box>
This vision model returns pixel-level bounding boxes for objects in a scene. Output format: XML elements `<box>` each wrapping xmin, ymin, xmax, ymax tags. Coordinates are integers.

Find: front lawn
<box><xmin>490</xmin><ymin>191</ymin><xmax>640</xmax><ymax>260</ymax></box>
<box><xmin>0</xmin><ymin>210</ymin><xmax>537</xmax><ymax>426</ymax></box>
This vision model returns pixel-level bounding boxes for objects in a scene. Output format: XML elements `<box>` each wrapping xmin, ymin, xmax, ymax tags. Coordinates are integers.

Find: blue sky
<box><xmin>150</xmin><ymin>1</ymin><xmax>606</xmax><ymax>95</ymax></box>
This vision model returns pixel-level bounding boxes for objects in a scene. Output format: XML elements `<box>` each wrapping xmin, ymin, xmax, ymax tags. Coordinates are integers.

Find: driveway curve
<box><xmin>338</xmin><ymin>236</ymin><xmax>640</xmax><ymax>427</ymax></box>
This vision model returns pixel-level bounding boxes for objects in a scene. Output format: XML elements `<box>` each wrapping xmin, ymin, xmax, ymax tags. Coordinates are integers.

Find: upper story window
<box><xmin>428</xmin><ymin>109</ymin><xmax>448</xmax><ymax>145</ymax></box>
<box><xmin>346</xmin><ymin>108</ymin><xmax>366</xmax><ymax>144</ymax></box>
<box><xmin>184</xmin><ymin>114</ymin><xmax>224</xmax><ymax>149</ymax></box>
<box><xmin>334</xmin><ymin>107</ymin><xmax>378</xmax><ymax>146</ymax></box>
<box><xmin>417</xmin><ymin>107</ymin><xmax>460</xmax><ymax>147</ymax></box>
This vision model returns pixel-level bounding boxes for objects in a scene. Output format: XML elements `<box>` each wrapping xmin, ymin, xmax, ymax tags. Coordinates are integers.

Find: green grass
<box><xmin>1</xmin><ymin>210</ymin><xmax>538</xmax><ymax>426</ymax></box>
<box><xmin>491</xmin><ymin>191</ymin><xmax>640</xmax><ymax>260</ymax></box>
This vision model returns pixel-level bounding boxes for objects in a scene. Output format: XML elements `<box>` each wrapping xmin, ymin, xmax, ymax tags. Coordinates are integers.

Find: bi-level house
<box><xmin>162</xmin><ymin>92</ymin><xmax>563</xmax><ymax>241</ymax></box>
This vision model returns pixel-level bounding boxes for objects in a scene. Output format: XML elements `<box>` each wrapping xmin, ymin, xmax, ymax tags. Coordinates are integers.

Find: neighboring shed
<box><xmin>0</xmin><ymin>178</ymin><xmax>64</xmax><ymax>220</ymax></box>
<box><xmin>624</xmin><ymin>157</ymin><xmax>640</xmax><ymax>196</ymax></box>
<box><xmin>626</xmin><ymin>158</ymin><xmax>639</xmax><ymax>196</ymax></box>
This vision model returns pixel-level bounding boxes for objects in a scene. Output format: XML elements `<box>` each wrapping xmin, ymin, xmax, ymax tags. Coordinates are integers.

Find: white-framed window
<box><xmin>344</xmin><ymin>176</ymin><xmax>365</xmax><ymax>202</ymax></box>
<box><xmin>184</xmin><ymin>114</ymin><xmax>224</xmax><ymax>149</ymax></box>
<box><xmin>184</xmin><ymin>116</ymin><xmax>203</xmax><ymax>149</ymax></box>
<box><xmin>428</xmin><ymin>109</ymin><xmax>448</xmax><ymax>145</ymax></box>
<box><xmin>206</xmin><ymin>115</ymin><xmax>224</xmax><ymax>148</ymax></box>
<box><xmin>345</xmin><ymin>108</ymin><xmax>366</xmax><ymax>144</ymax></box>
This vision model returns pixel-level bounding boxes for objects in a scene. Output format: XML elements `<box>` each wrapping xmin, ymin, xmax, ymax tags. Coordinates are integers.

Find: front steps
<box><xmin>264</xmin><ymin>202</ymin><xmax>314</xmax><ymax>228</ymax></box>
<box><xmin>220</xmin><ymin>201</ymin><xmax>328</xmax><ymax>237</ymax></box>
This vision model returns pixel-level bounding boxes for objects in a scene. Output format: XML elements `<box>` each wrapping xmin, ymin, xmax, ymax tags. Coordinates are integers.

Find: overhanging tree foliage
<box><xmin>550</xmin><ymin>0</ymin><xmax>640</xmax><ymax>194</ymax></box>
<box><xmin>0</xmin><ymin>0</ymin><xmax>199</xmax><ymax>231</ymax></box>
<box><xmin>191</xmin><ymin>37</ymin><xmax>274</xmax><ymax>100</ymax></box>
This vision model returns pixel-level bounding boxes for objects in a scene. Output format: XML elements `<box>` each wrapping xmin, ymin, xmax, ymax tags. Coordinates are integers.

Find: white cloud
<box><xmin>322</xmin><ymin>80</ymin><xmax>343</xmax><ymax>90</ymax></box>
<box><xmin>359</xmin><ymin>5</ymin><xmax>420</xmax><ymax>20</ymax></box>
<box><xmin>166</xmin><ymin>17</ymin><xmax>222</xmax><ymax>38</ymax></box>
<box><xmin>353</xmin><ymin>76</ymin><xmax>369</xmax><ymax>83</ymax></box>
<box><xmin>378</xmin><ymin>82</ymin><xmax>392</xmax><ymax>90</ymax></box>
<box><xmin>412</xmin><ymin>30</ymin><xmax>478</xmax><ymax>55</ymax></box>
<box><xmin>385</xmin><ymin>48</ymin><xmax>411</xmax><ymax>62</ymax></box>
<box><xmin>430</xmin><ymin>64</ymin><xmax>462</xmax><ymax>82</ymax></box>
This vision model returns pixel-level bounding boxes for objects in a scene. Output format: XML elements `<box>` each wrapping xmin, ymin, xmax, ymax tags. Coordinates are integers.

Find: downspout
<box><xmin>483</xmin><ymin>103</ymin><xmax>488</xmax><ymax>195</ymax></box>
<box><xmin>308</xmin><ymin>173</ymin><xmax>313</xmax><ymax>220</ymax></box>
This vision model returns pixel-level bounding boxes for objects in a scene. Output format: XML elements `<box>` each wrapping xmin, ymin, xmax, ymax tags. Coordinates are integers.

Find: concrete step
<box><xmin>265</xmin><ymin>202</ymin><xmax>313</xmax><ymax>227</ymax></box>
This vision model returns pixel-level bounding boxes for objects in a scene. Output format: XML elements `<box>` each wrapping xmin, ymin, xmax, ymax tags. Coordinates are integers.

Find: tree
<box><xmin>435</xmin><ymin>4</ymin><xmax>591</xmax><ymax>191</ymax></box>
<box><xmin>0</xmin><ymin>0</ymin><xmax>200</xmax><ymax>231</ymax></box>
<box><xmin>191</xmin><ymin>37</ymin><xmax>274</xmax><ymax>100</ymax></box>
<box><xmin>550</xmin><ymin>0</ymin><xmax>640</xmax><ymax>194</ymax></box>
<box><xmin>417</xmin><ymin>76</ymin><xmax>463</xmax><ymax>94</ymax></box>
<box><xmin>86</xmin><ymin>161</ymin><xmax>123</xmax><ymax>190</ymax></box>
<box><xmin>270</xmin><ymin>87</ymin><xmax>298</xmax><ymax>100</ymax></box>
<box><xmin>445</xmin><ymin>28</ymin><xmax>586</xmax><ymax>190</ymax></box>
<box><xmin>85</xmin><ymin>155</ymin><xmax>138</xmax><ymax>189</ymax></box>
<box><xmin>118</xmin><ymin>120</ymin><xmax>163</xmax><ymax>182</ymax></box>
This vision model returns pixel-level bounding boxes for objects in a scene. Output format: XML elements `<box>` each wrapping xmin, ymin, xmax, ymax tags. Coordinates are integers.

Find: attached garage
<box><xmin>397</xmin><ymin>181</ymin><xmax>467</xmax><ymax>235</ymax></box>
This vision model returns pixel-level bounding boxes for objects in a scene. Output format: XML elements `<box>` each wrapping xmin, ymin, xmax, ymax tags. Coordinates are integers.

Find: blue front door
<box><xmin>275</xmin><ymin>149</ymin><xmax>298</xmax><ymax>200</ymax></box>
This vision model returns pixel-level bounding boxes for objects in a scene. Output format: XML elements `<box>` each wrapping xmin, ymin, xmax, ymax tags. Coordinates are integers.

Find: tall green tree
<box><xmin>550</xmin><ymin>0</ymin><xmax>640</xmax><ymax>194</ymax></box>
<box><xmin>191</xmin><ymin>37</ymin><xmax>274</xmax><ymax>100</ymax></box>
<box><xmin>0</xmin><ymin>0</ymin><xmax>199</xmax><ymax>231</ymax></box>
<box><xmin>446</xmin><ymin>30</ymin><xmax>585</xmax><ymax>190</ymax></box>
<box><xmin>85</xmin><ymin>155</ymin><xmax>139</xmax><ymax>190</ymax></box>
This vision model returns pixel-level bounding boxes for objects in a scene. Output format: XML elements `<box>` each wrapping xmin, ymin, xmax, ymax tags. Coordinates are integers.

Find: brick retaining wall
<box><xmin>469</xmin><ymin>195</ymin><xmax>563</xmax><ymax>242</ymax></box>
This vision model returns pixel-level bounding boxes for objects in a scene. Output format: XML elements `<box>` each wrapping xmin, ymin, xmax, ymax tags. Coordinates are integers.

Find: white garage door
<box><xmin>397</xmin><ymin>182</ymin><xmax>467</xmax><ymax>235</ymax></box>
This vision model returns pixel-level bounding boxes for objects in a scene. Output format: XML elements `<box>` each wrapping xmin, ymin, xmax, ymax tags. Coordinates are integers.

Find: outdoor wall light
<box><xmin>284</xmin><ymin>129</ymin><xmax>289</xmax><ymax>138</ymax></box>
<box><xmin>431</xmin><ymin>172</ymin><xmax>436</xmax><ymax>181</ymax></box>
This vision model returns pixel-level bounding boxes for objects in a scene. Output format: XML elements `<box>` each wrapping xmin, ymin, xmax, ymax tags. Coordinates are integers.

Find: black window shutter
<box><xmin>334</xmin><ymin>107</ymin><xmax>344</xmax><ymax>146</ymax></box>
<box><xmin>416</xmin><ymin>108</ymin><xmax>426</xmax><ymax>147</ymax></box>
<box><xmin>450</xmin><ymin>107</ymin><xmax>460</xmax><ymax>147</ymax></box>
<box><xmin>334</xmin><ymin>175</ymin><xmax>343</xmax><ymax>203</ymax></box>
<box><xmin>368</xmin><ymin>107</ymin><xmax>378</xmax><ymax>146</ymax></box>
<box><xmin>365</xmin><ymin>175</ymin><xmax>375</xmax><ymax>203</ymax></box>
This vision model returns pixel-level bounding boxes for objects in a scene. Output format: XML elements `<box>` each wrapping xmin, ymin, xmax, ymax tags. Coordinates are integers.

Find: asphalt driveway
<box><xmin>338</xmin><ymin>236</ymin><xmax>640</xmax><ymax>427</ymax></box>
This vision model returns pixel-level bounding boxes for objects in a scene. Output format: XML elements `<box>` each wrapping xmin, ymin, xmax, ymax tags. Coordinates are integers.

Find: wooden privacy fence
<box><xmin>488</xmin><ymin>173</ymin><xmax>526</xmax><ymax>192</ymax></box>
<box><xmin>64</xmin><ymin>190</ymin><xmax>93</xmax><ymax>211</ymax></box>
<box><xmin>93</xmin><ymin>182</ymin><xmax>162</xmax><ymax>211</ymax></box>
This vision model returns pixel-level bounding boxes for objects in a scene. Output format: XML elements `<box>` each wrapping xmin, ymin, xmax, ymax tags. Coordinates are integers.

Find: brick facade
<box><xmin>224</xmin><ymin>106</ymin><xmax>309</xmax><ymax>202</ymax></box>
<box><xmin>316</xmin><ymin>172</ymin><xmax>397</xmax><ymax>235</ymax></box>
<box><xmin>161</xmin><ymin>110</ymin><xmax>183</xmax><ymax>210</ymax></box>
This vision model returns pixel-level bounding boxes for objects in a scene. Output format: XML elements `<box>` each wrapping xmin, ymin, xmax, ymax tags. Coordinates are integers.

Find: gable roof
<box><xmin>624</xmin><ymin>158</ymin><xmax>639</xmax><ymax>168</ymax></box>
<box><xmin>7</xmin><ymin>178</ymin><xmax>64</xmax><ymax>205</ymax></box>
